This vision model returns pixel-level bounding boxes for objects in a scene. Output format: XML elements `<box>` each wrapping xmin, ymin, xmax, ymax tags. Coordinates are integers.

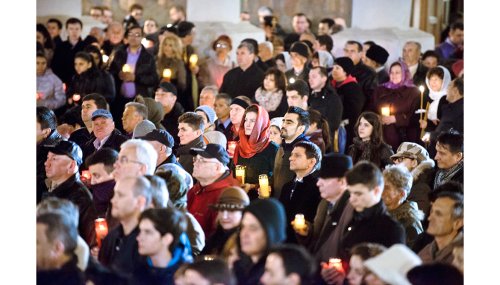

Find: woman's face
<box><xmin>276</xmin><ymin>59</ymin><xmax>286</xmax><ymax>73</ymax></box>
<box><xmin>263</xmin><ymin>74</ymin><xmax>277</xmax><ymax>91</ymax></box>
<box><xmin>36</xmin><ymin>56</ymin><xmax>47</xmax><ymax>75</ymax></box>
<box><xmin>162</xmin><ymin>41</ymin><xmax>174</xmax><ymax>57</ymax></box>
<box><xmin>217</xmin><ymin>210</ymin><xmax>243</xmax><ymax>230</ymax></box>
<box><xmin>244</xmin><ymin>111</ymin><xmax>258</xmax><ymax>136</ymax></box>
<box><xmin>229</xmin><ymin>104</ymin><xmax>246</xmax><ymax>126</ymax></box>
<box><xmin>389</xmin><ymin>64</ymin><xmax>403</xmax><ymax>84</ymax></box>
<box><xmin>215</xmin><ymin>41</ymin><xmax>230</xmax><ymax>55</ymax></box>
<box><xmin>74</xmin><ymin>57</ymin><xmax>92</xmax><ymax>75</ymax></box>
<box><xmin>347</xmin><ymin>255</ymin><xmax>365</xmax><ymax>285</ymax></box>
<box><xmin>357</xmin><ymin>117</ymin><xmax>374</xmax><ymax>141</ymax></box>
<box><xmin>269</xmin><ymin>126</ymin><xmax>281</xmax><ymax>145</ymax></box>
<box><xmin>36</xmin><ymin>31</ymin><xmax>46</xmax><ymax>45</ymax></box>
<box><xmin>428</xmin><ymin>74</ymin><xmax>444</xmax><ymax>92</ymax></box>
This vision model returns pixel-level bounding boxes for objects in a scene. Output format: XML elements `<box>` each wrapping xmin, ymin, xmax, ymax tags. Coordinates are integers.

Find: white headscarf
<box><xmin>425</xmin><ymin>65</ymin><xmax>451</xmax><ymax>121</ymax></box>
<box><xmin>317</xmin><ymin>50</ymin><xmax>334</xmax><ymax>68</ymax></box>
<box><xmin>280</xmin><ymin>51</ymin><xmax>292</xmax><ymax>71</ymax></box>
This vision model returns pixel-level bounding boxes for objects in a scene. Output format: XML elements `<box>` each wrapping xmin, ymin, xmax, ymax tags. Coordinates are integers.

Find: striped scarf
<box><xmin>434</xmin><ymin>160</ymin><xmax>464</xmax><ymax>189</ymax></box>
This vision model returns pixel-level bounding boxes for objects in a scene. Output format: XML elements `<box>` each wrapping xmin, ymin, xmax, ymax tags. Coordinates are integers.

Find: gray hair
<box><xmin>120</xmin><ymin>139</ymin><xmax>158</xmax><ymax>175</ymax></box>
<box><xmin>37</xmin><ymin>197</ymin><xmax>80</xmax><ymax>228</ymax></box>
<box><xmin>383</xmin><ymin>164</ymin><xmax>413</xmax><ymax>199</ymax></box>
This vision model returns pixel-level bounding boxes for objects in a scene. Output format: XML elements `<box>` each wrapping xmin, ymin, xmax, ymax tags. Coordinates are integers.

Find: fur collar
<box><xmin>411</xmin><ymin>159</ymin><xmax>435</xmax><ymax>181</ymax></box>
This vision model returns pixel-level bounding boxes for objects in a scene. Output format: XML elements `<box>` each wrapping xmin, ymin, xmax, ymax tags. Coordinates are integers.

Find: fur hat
<box><xmin>334</xmin><ymin>57</ymin><xmax>354</xmax><ymax>75</ymax></box>
<box><xmin>366</xmin><ymin>44</ymin><xmax>389</xmax><ymax>65</ymax></box>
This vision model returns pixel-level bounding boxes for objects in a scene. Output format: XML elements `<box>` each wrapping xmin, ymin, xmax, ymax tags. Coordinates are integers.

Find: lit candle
<box><xmin>294</xmin><ymin>214</ymin><xmax>305</xmax><ymax>230</ymax></box>
<box><xmin>162</xmin><ymin>68</ymin><xmax>172</xmax><ymax>81</ymax></box>
<box><xmin>72</xmin><ymin>94</ymin><xmax>81</xmax><ymax>102</ymax></box>
<box><xmin>289</xmin><ymin>77</ymin><xmax>296</xmax><ymax>84</ymax></box>
<box><xmin>122</xmin><ymin>64</ymin><xmax>132</xmax><ymax>73</ymax></box>
<box><xmin>102</xmin><ymin>54</ymin><xmax>109</xmax><ymax>63</ymax></box>
<box><xmin>418</xmin><ymin>85</ymin><xmax>425</xmax><ymax>121</ymax></box>
<box><xmin>94</xmin><ymin>218</ymin><xmax>109</xmax><ymax>248</ymax></box>
<box><xmin>227</xmin><ymin>141</ymin><xmax>237</xmax><ymax>158</ymax></box>
<box><xmin>141</xmin><ymin>38</ymin><xmax>148</xmax><ymax>47</ymax></box>
<box><xmin>259</xmin><ymin>174</ymin><xmax>270</xmax><ymax>198</ymax></box>
<box><xmin>381</xmin><ymin>106</ymin><xmax>390</xmax><ymax>116</ymax></box>
<box><xmin>189</xmin><ymin>54</ymin><xmax>198</xmax><ymax>67</ymax></box>
<box><xmin>235</xmin><ymin>165</ymin><xmax>246</xmax><ymax>184</ymax></box>
<box><xmin>328</xmin><ymin>258</ymin><xmax>345</xmax><ymax>273</ymax></box>
<box><xmin>81</xmin><ymin>170</ymin><xmax>91</xmax><ymax>182</ymax></box>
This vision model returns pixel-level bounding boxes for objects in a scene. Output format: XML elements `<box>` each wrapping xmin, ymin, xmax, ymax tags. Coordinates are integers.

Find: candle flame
<box><xmin>419</xmin><ymin>85</ymin><xmax>425</xmax><ymax>93</ymax></box>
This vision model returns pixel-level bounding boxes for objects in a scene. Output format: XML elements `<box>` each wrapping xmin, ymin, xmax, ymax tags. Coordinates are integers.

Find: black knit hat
<box><xmin>319</xmin><ymin>153</ymin><xmax>353</xmax><ymax>178</ymax></box>
<box><xmin>366</xmin><ymin>44</ymin><xmax>389</xmax><ymax>65</ymax></box>
<box><xmin>289</xmin><ymin>41</ymin><xmax>310</xmax><ymax>59</ymax></box>
<box><xmin>243</xmin><ymin>198</ymin><xmax>286</xmax><ymax>247</ymax></box>
<box><xmin>334</xmin><ymin>57</ymin><xmax>354</xmax><ymax>75</ymax></box>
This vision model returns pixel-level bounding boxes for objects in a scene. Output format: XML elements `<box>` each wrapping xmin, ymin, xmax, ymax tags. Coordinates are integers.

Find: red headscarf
<box><xmin>234</xmin><ymin>104</ymin><xmax>271</xmax><ymax>164</ymax></box>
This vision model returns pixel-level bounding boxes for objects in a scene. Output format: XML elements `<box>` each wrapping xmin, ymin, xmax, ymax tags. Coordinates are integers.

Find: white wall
<box><xmin>351</xmin><ymin>0</ymin><xmax>412</xmax><ymax>29</ymax></box>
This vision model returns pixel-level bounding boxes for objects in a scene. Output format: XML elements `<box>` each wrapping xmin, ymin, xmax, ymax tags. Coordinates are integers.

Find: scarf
<box><xmin>382</xmin><ymin>60</ymin><xmax>415</xmax><ymax>90</ymax></box>
<box><xmin>434</xmin><ymin>160</ymin><xmax>464</xmax><ymax>189</ymax></box>
<box><xmin>234</xmin><ymin>104</ymin><xmax>271</xmax><ymax>164</ymax></box>
<box><xmin>425</xmin><ymin>65</ymin><xmax>451</xmax><ymax>120</ymax></box>
<box><xmin>352</xmin><ymin>137</ymin><xmax>374</xmax><ymax>161</ymax></box>
<box><xmin>331</xmin><ymin>74</ymin><xmax>358</xmax><ymax>88</ymax></box>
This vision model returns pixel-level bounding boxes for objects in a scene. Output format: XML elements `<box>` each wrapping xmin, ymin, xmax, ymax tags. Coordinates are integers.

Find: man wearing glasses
<box><xmin>106</xmin><ymin>24</ymin><xmax>159</xmax><ymax>132</ymax></box>
<box><xmin>187</xmin><ymin>143</ymin><xmax>240</xmax><ymax>237</ymax></box>
<box><xmin>112</xmin><ymin>139</ymin><xmax>157</xmax><ymax>181</ymax></box>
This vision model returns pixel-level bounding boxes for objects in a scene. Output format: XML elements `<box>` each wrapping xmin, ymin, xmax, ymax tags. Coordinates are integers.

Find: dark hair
<box><xmin>47</xmin><ymin>18</ymin><xmax>63</xmax><ymax>29</ymax></box>
<box><xmin>294</xmin><ymin>12</ymin><xmax>307</xmax><ymax>18</ymax></box>
<box><xmin>125</xmin><ymin>24</ymin><xmax>142</xmax><ymax>37</ymax></box>
<box><xmin>437</xmin><ymin>129</ymin><xmax>463</xmax><ymax>153</ymax></box>
<box><xmin>139</xmin><ymin>207</ymin><xmax>187</xmax><ymax>252</ymax></box>
<box><xmin>37</xmin><ymin>106</ymin><xmax>57</xmax><ymax>130</ymax></box>
<box><xmin>317</xmin><ymin>35</ymin><xmax>333</xmax><ymax>52</ymax></box>
<box><xmin>286</xmin><ymin>106</ymin><xmax>310</xmax><ymax>132</ymax></box>
<box><xmin>84</xmin><ymin>45</ymin><xmax>103</xmax><ymax>68</ymax></box>
<box><xmin>66</xmin><ymin>17</ymin><xmax>83</xmax><ymax>29</ymax></box>
<box><xmin>74</xmin><ymin>51</ymin><xmax>97</xmax><ymax>72</ymax></box>
<box><xmin>435</xmin><ymin>191</ymin><xmax>464</xmax><ymax>220</ymax></box>
<box><xmin>307</xmin><ymin>109</ymin><xmax>331</xmax><ymax>151</ymax></box>
<box><xmin>59</xmin><ymin>106</ymin><xmax>84</xmax><ymax>128</ymax></box>
<box><xmin>422</xmin><ymin>50</ymin><xmax>440</xmax><ymax>62</ymax></box>
<box><xmin>294</xmin><ymin>141</ymin><xmax>322</xmax><ymax>172</ymax></box>
<box><xmin>129</xmin><ymin>3</ymin><xmax>143</xmax><ymax>12</ymax></box>
<box><xmin>346</xmin><ymin>40</ymin><xmax>362</xmax><ymax>52</ymax></box>
<box><xmin>311</xmin><ymin>66</ymin><xmax>328</xmax><ymax>77</ymax></box>
<box><xmin>159</xmin><ymin>24</ymin><xmax>178</xmax><ymax>36</ymax></box>
<box><xmin>427</xmin><ymin>66</ymin><xmax>445</xmax><ymax>80</ymax></box>
<box><xmin>125</xmin><ymin>102</ymin><xmax>148</xmax><ymax>119</ymax></box>
<box><xmin>37</xmin><ymin>213</ymin><xmax>78</xmax><ymax>255</ymax></box>
<box><xmin>144</xmin><ymin>174</ymin><xmax>169</xmax><ymax>208</ymax></box>
<box><xmin>363</xmin><ymin>40</ymin><xmax>376</xmax><ymax>47</ymax></box>
<box><xmin>451</xmin><ymin>77</ymin><xmax>463</xmax><ymax>96</ymax></box>
<box><xmin>354</xmin><ymin>111</ymin><xmax>385</xmax><ymax>146</ymax></box>
<box><xmin>215</xmin><ymin>93</ymin><xmax>232</xmax><ymax>106</ymax></box>
<box><xmin>37</xmin><ymin>24</ymin><xmax>54</xmax><ymax>50</ymax></box>
<box><xmin>85</xmin><ymin>147</ymin><xmax>118</xmax><ymax>173</ymax></box>
<box><xmin>319</xmin><ymin>18</ymin><xmax>335</xmax><ymax>28</ymax></box>
<box><xmin>178</xmin><ymin>112</ymin><xmax>204</xmax><ymax>131</ymax></box>
<box><xmin>429</xmin><ymin>181</ymin><xmax>463</xmax><ymax>202</ymax></box>
<box><xmin>407</xmin><ymin>263</ymin><xmax>463</xmax><ymax>285</ymax></box>
<box><xmin>286</xmin><ymin>79</ymin><xmax>309</xmax><ymax>97</ymax></box>
<box><xmin>185</xmin><ymin>259</ymin><xmax>236</xmax><ymax>285</ymax></box>
<box><xmin>350</xmin><ymin>242</ymin><xmax>387</xmax><ymax>260</ymax></box>
<box><xmin>212</xmin><ymin>34</ymin><xmax>233</xmax><ymax>51</ymax></box>
<box><xmin>268</xmin><ymin>244</ymin><xmax>316</xmax><ymax>285</ymax></box>
<box><xmin>82</xmin><ymin>93</ymin><xmax>108</xmax><ymax>109</ymax></box>
<box><xmin>346</xmin><ymin>161</ymin><xmax>384</xmax><ymax>190</ymax></box>
<box><xmin>450</xmin><ymin>21</ymin><xmax>464</xmax><ymax>31</ymax></box>
<box><xmin>238</xmin><ymin>40</ymin><xmax>257</xmax><ymax>54</ymax></box>
<box><xmin>262</xmin><ymin>68</ymin><xmax>287</xmax><ymax>92</ymax></box>
<box><xmin>177</xmin><ymin>21</ymin><xmax>195</xmax><ymax>38</ymax></box>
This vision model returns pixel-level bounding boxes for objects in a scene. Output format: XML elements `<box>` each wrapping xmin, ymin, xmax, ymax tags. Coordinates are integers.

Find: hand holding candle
<box><xmin>258</xmin><ymin>174</ymin><xmax>270</xmax><ymax>198</ymax></box>
<box><xmin>381</xmin><ymin>106</ymin><xmax>390</xmax><ymax>116</ymax></box>
<box><xmin>122</xmin><ymin>64</ymin><xmax>132</xmax><ymax>73</ymax></box>
<box><xmin>95</xmin><ymin>218</ymin><xmax>109</xmax><ymax>248</ymax></box>
<box><xmin>189</xmin><ymin>54</ymin><xmax>198</xmax><ymax>67</ymax></box>
<box><xmin>235</xmin><ymin>165</ymin><xmax>246</xmax><ymax>184</ymax></box>
<box><xmin>162</xmin><ymin>68</ymin><xmax>172</xmax><ymax>82</ymax></box>
<box><xmin>328</xmin><ymin>258</ymin><xmax>345</xmax><ymax>273</ymax></box>
<box><xmin>293</xmin><ymin>214</ymin><xmax>306</xmax><ymax>231</ymax></box>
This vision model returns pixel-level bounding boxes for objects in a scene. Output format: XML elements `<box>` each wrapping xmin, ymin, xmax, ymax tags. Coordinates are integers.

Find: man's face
<box><xmin>89</xmin><ymin>163</ymin><xmax>114</xmax><ymax>185</ymax></box>
<box><xmin>281</xmin><ymin>113</ymin><xmax>303</xmax><ymax>141</ymax></box>
<box><xmin>122</xmin><ymin>106</ymin><xmax>142</xmax><ymax>134</ymax></box>
<box><xmin>108</xmin><ymin>25</ymin><xmax>124</xmax><ymax>45</ymax></box>
<box><xmin>169</xmin><ymin>7</ymin><xmax>184</xmax><ymax>22</ymax></box>
<box><xmin>316</xmin><ymin>177</ymin><xmax>345</xmax><ymax>201</ymax></box>
<box><xmin>435</xmin><ymin>142</ymin><xmax>462</xmax><ymax>170</ymax></box>
<box><xmin>332</xmin><ymin>65</ymin><xmax>347</xmax><ymax>81</ymax></box>
<box><xmin>92</xmin><ymin>117</ymin><xmax>115</xmax><ymax>140</ymax></box>
<box><xmin>90</xmin><ymin>8</ymin><xmax>103</xmax><ymax>20</ymax></box>
<box><xmin>260</xmin><ymin>253</ymin><xmax>288</xmax><ymax>285</ymax></box>
<box><xmin>102</xmin><ymin>10</ymin><xmax>113</xmax><ymax>24</ymax></box>
<box><xmin>427</xmin><ymin>197</ymin><xmax>462</xmax><ymax>237</ymax></box>
<box><xmin>111</xmin><ymin>178</ymin><xmax>140</xmax><ymax>219</ymax></box>
<box><xmin>308</xmin><ymin>68</ymin><xmax>327</xmax><ymax>91</ymax></box>
<box><xmin>192</xmin><ymin>154</ymin><xmax>220</xmax><ymax>181</ymax></box>
<box><xmin>36</xmin><ymin>122</ymin><xmax>48</xmax><ymax>144</ymax></box>
<box><xmin>402</xmin><ymin>43</ymin><xmax>420</xmax><ymax>65</ymax></box>
<box><xmin>112</xmin><ymin>147</ymin><xmax>144</xmax><ymax>181</ymax></box>
<box><xmin>199</xmin><ymin>90</ymin><xmax>215</xmax><ymax>108</ymax></box>
<box><xmin>229</xmin><ymin>104</ymin><xmax>246</xmax><ymax>126</ymax></box>
<box><xmin>67</xmin><ymin>23</ymin><xmax>82</xmax><ymax>42</ymax></box>
<box><xmin>423</xmin><ymin>56</ymin><xmax>438</xmax><ymax>69</ymax></box>
<box><xmin>45</xmin><ymin>152</ymin><xmax>73</xmax><ymax>181</ymax></box>
<box><xmin>446</xmin><ymin>80</ymin><xmax>460</xmax><ymax>102</ymax></box>
<box><xmin>292</xmin><ymin>15</ymin><xmax>308</xmax><ymax>34</ymax></box>
<box><xmin>344</xmin><ymin>43</ymin><xmax>361</xmax><ymax>64</ymax></box>
<box><xmin>143</xmin><ymin>20</ymin><xmax>158</xmax><ymax>35</ymax></box>
<box><xmin>131</xmin><ymin>8</ymin><xmax>143</xmax><ymax>21</ymax></box>
<box><xmin>318</xmin><ymin>23</ymin><xmax>331</xmax><ymax>36</ymax></box>
<box><xmin>240</xmin><ymin>212</ymin><xmax>267</xmax><ymax>258</ymax></box>
<box><xmin>178</xmin><ymin>122</ymin><xmax>200</xmax><ymax>145</ymax></box>
<box><xmin>214</xmin><ymin>98</ymin><xmax>230</xmax><ymax>119</ymax></box>
<box><xmin>81</xmin><ymin>100</ymin><xmax>98</xmax><ymax>123</ymax></box>
<box><xmin>137</xmin><ymin>218</ymin><xmax>164</xmax><ymax>256</ymax></box>
<box><xmin>237</xmin><ymin>46</ymin><xmax>254</xmax><ymax>69</ymax></box>
<box><xmin>449</xmin><ymin>28</ymin><xmax>464</xmax><ymax>46</ymax></box>
<box><xmin>289</xmin><ymin>146</ymin><xmax>312</xmax><ymax>173</ymax></box>
<box><xmin>36</xmin><ymin>223</ymin><xmax>56</xmax><ymax>270</ymax></box>
<box><xmin>217</xmin><ymin>210</ymin><xmax>243</xmax><ymax>230</ymax></box>
<box><xmin>348</xmin><ymin>183</ymin><xmax>380</xmax><ymax>212</ymax></box>
<box><xmin>155</xmin><ymin>89</ymin><xmax>176</xmax><ymax>109</ymax></box>
<box><xmin>286</xmin><ymin>90</ymin><xmax>307</xmax><ymax>109</ymax></box>
<box><xmin>127</xmin><ymin>28</ymin><xmax>143</xmax><ymax>49</ymax></box>
<box><xmin>46</xmin><ymin>22</ymin><xmax>60</xmax><ymax>38</ymax></box>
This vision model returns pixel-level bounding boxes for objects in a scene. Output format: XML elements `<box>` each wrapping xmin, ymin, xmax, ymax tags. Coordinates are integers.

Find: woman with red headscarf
<box><xmin>232</xmin><ymin>104</ymin><xmax>279</xmax><ymax>198</ymax></box>
<box><xmin>370</xmin><ymin>60</ymin><xmax>420</xmax><ymax>151</ymax></box>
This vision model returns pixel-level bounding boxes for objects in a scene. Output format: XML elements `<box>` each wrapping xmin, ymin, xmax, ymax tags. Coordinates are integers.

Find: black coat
<box><xmin>340</xmin><ymin>200</ymin><xmax>406</xmax><ymax>260</ymax></box>
<box><xmin>82</xmin><ymin>129</ymin><xmax>129</xmax><ymax>167</ymax></box>
<box><xmin>333</xmin><ymin>80</ymin><xmax>365</xmax><ymax>147</ymax></box>
<box><xmin>67</xmin><ymin>69</ymin><xmax>116</xmax><ymax>103</ymax></box>
<box><xmin>161</xmin><ymin>102</ymin><xmax>184</xmax><ymax>149</ymax></box>
<box><xmin>176</xmin><ymin>135</ymin><xmax>205</xmax><ymax>175</ymax></box>
<box><xmin>37</xmin><ymin>130</ymin><xmax>63</xmax><ymax>203</ymax></box>
<box><xmin>412</xmin><ymin>62</ymin><xmax>429</xmax><ymax>88</ymax></box>
<box><xmin>51</xmin><ymin>39</ymin><xmax>88</xmax><ymax>84</ymax></box>
<box><xmin>43</xmin><ymin>174</ymin><xmax>97</xmax><ymax>245</ymax></box>
<box><xmin>279</xmin><ymin>171</ymin><xmax>322</xmax><ymax>243</ymax></box>
<box><xmin>69</xmin><ymin>128</ymin><xmax>94</xmax><ymax>152</ymax></box>
<box><xmin>202</xmin><ymin>226</ymin><xmax>238</xmax><ymax>256</ymax></box>
<box><xmin>233</xmin><ymin>255</ymin><xmax>266</xmax><ymax>285</ymax></box>
<box><xmin>220</xmin><ymin>62</ymin><xmax>265</xmax><ymax>99</ymax></box>
<box><xmin>309</xmin><ymin>83</ymin><xmax>343</xmax><ymax>135</ymax></box>
<box><xmin>352</xmin><ymin>62</ymin><xmax>378</xmax><ymax>107</ymax></box>
<box><xmin>37</xmin><ymin>255</ymin><xmax>86</xmax><ymax>285</ymax></box>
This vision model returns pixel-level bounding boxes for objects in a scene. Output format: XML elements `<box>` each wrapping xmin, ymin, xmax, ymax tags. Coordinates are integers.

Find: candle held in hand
<box><xmin>294</xmin><ymin>214</ymin><xmax>306</xmax><ymax>230</ymax></box>
<box><xmin>235</xmin><ymin>165</ymin><xmax>246</xmax><ymax>184</ymax></box>
<box><xmin>328</xmin><ymin>258</ymin><xmax>345</xmax><ymax>273</ymax></box>
<box><xmin>122</xmin><ymin>64</ymin><xmax>132</xmax><ymax>73</ymax></box>
<box><xmin>94</xmin><ymin>218</ymin><xmax>109</xmax><ymax>248</ymax></box>
<box><xmin>259</xmin><ymin>174</ymin><xmax>270</xmax><ymax>198</ymax></box>
<box><xmin>381</xmin><ymin>106</ymin><xmax>390</xmax><ymax>116</ymax></box>
<box><xmin>162</xmin><ymin>68</ymin><xmax>172</xmax><ymax>81</ymax></box>
<box><xmin>189</xmin><ymin>54</ymin><xmax>198</xmax><ymax>67</ymax></box>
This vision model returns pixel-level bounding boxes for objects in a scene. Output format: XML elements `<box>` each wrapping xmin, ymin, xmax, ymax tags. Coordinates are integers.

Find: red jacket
<box><xmin>187</xmin><ymin>171</ymin><xmax>240</xmax><ymax>237</ymax></box>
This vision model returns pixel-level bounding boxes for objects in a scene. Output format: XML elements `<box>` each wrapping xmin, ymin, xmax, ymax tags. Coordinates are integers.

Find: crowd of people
<box><xmin>36</xmin><ymin>3</ymin><xmax>464</xmax><ymax>285</ymax></box>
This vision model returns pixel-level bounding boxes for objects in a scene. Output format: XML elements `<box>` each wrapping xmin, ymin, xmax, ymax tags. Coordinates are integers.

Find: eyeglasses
<box><xmin>193</xmin><ymin>157</ymin><xmax>219</xmax><ymax>164</ymax></box>
<box><xmin>128</xmin><ymin>32</ymin><xmax>142</xmax><ymax>38</ymax></box>
<box><xmin>216</xmin><ymin>43</ymin><xmax>228</xmax><ymax>48</ymax></box>
<box><xmin>118</xmin><ymin>156</ymin><xmax>144</xmax><ymax>165</ymax></box>
<box><xmin>393</xmin><ymin>157</ymin><xmax>414</xmax><ymax>163</ymax></box>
